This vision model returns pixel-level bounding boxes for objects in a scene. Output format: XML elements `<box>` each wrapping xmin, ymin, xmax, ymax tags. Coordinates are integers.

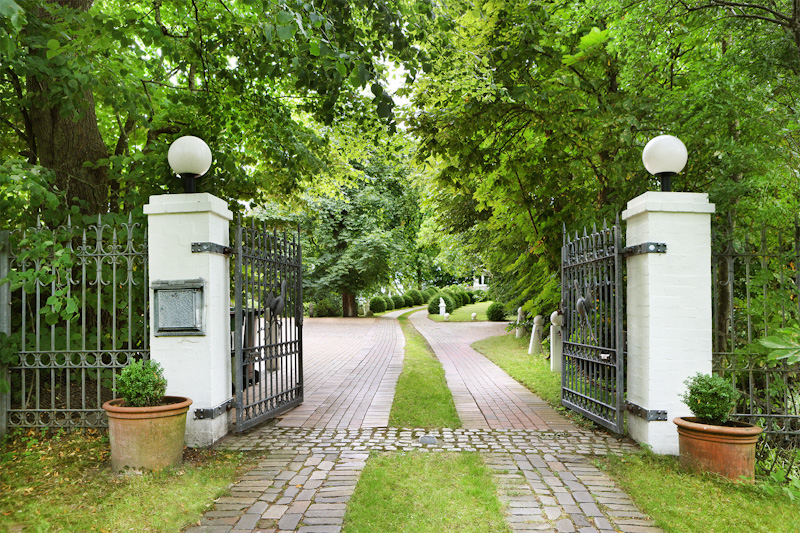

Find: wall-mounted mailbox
<box><xmin>152</xmin><ymin>279</ymin><xmax>205</xmax><ymax>336</ymax></box>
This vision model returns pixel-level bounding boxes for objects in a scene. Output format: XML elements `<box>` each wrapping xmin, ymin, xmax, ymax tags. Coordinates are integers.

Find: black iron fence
<box><xmin>0</xmin><ymin>214</ymin><xmax>149</xmax><ymax>432</ymax></box>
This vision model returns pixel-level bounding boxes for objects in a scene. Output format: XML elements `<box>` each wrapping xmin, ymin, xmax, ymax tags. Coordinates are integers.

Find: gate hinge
<box><xmin>192</xmin><ymin>242</ymin><xmax>233</xmax><ymax>255</ymax></box>
<box><xmin>194</xmin><ymin>398</ymin><xmax>234</xmax><ymax>420</ymax></box>
<box><xmin>623</xmin><ymin>242</ymin><xmax>667</xmax><ymax>257</ymax></box>
<box><xmin>625</xmin><ymin>401</ymin><xmax>668</xmax><ymax>421</ymax></box>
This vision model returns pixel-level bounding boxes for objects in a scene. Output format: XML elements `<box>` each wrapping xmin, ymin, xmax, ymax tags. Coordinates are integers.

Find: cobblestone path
<box><xmin>187</xmin><ymin>312</ymin><xmax>663</xmax><ymax>533</ymax></box>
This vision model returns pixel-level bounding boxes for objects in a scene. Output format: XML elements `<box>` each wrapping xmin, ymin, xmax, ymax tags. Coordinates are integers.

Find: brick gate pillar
<box><xmin>622</xmin><ymin>192</ymin><xmax>715</xmax><ymax>454</ymax></box>
<box><xmin>144</xmin><ymin>193</ymin><xmax>233</xmax><ymax>447</ymax></box>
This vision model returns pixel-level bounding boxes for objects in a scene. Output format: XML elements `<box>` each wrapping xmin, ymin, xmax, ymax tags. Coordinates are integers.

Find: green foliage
<box><xmin>406</xmin><ymin>289</ymin><xmax>424</xmax><ymax>306</ymax></box>
<box><xmin>114</xmin><ymin>360</ymin><xmax>167</xmax><ymax>408</ymax></box>
<box><xmin>422</xmin><ymin>288</ymin><xmax>437</xmax><ymax>301</ymax></box>
<box><xmin>427</xmin><ymin>292</ymin><xmax>455</xmax><ymax>315</ymax></box>
<box><xmin>391</xmin><ymin>294</ymin><xmax>405</xmax><ymax>309</ymax></box>
<box><xmin>369</xmin><ymin>296</ymin><xmax>387</xmax><ymax>314</ymax></box>
<box><xmin>383</xmin><ymin>296</ymin><xmax>395</xmax><ymax>311</ymax></box>
<box><xmin>680</xmin><ymin>373</ymin><xmax>741</xmax><ymax>425</ymax></box>
<box><xmin>441</xmin><ymin>288</ymin><xmax>460</xmax><ymax>309</ymax></box>
<box><xmin>486</xmin><ymin>302</ymin><xmax>506</xmax><ymax>322</ymax></box>
<box><xmin>402</xmin><ymin>294</ymin><xmax>415</xmax><ymax>307</ymax></box>
<box><xmin>759</xmin><ymin>326</ymin><xmax>800</xmax><ymax>364</ymax></box>
<box><xmin>310</xmin><ymin>293</ymin><xmax>343</xmax><ymax>317</ymax></box>
<box><xmin>470</xmin><ymin>289</ymin><xmax>487</xmax><ymax>303</ymax></box>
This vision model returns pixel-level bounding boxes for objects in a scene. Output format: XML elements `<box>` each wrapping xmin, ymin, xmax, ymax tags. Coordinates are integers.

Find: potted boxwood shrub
<box><xmin>103</xmin><ymin>360</ymin><xmax>192</xmax><ymax>472</ymax></box>
<box><xmin>673</xmin><ymin>373</ymin><xmax>762</xmax><ymax>481</ymax></box>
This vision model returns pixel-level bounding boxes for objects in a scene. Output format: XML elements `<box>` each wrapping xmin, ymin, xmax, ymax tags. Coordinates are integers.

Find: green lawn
<box><xmin>389</xmin><ymin>310</ymin><xmax>461</xmax><ymax>428</ymax></box>
<box><xmin>598</xmin><ymin>451</ymin><xmax>800</xmax><ymax>533</ymax></box>
<box><xmin>427</xmin><ymin>300</ymin><xmax>496</xmax><ymax>322</ymax></box>
<box><xmin>471</xmin><ymin>332</ymin><xmax>800</xmax><ymax>532</ymax></box>
<box><xmin>343</xmin><ymin>452</ymin><xmax>511</xmax><ymax>533</ymax></box>
<box><xmin>0</xmin><ymin>429</ymin><xmax>253</xmax><ymax>532</ymax></box>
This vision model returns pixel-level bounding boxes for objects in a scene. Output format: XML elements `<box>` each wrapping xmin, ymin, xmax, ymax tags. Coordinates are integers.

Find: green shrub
<box><xmin>407</xmin><ymin>289</ymin><xmax>424</xmax><ymax>306</ymax></box>
<box><xmin>311</xmin><ymin>293</ymin><xmax>343</xmax><ymax>317</ymax></box>
<box><xmin>427</xmin><ymin>292</ymin><xmax>456</xmax><ymax>315</ymax></box>
<box><xmin>486</xmin><ymin>302</ymin><xmax>507</xmax><ymax>322</ymax></box>
<box><xmin>470</xmin><ymin>289</ymin><xmax>487</xmax><ymax>303</ymax></box>
<box><xmin>442</xmin><ymin>289</ymin><xmax>460</xmax><ymax>309</ymax></box>
<box><xmin>115</xmin><ymin>360</ymin><xmax>167</xmax><ymax>407</ymax></box>
<box><xmin>454</xmin><ymin>289</ymin><xmax>469</xmax><ymax>306</ymax></box>
<box><xmin>680</xmin><ymin>373</ymin><xmax>740</xmax><ymax>425</ymax></box>
<box><xmin>391</xmin><ymin>295</ymin><xmax>405</xmax><ymax>308</ymax></box>
<box><xmin>369</xmin><ymin>296</ymin><xmax>387</xmax><ymax>313</ymax></box>
<box><xmin>422</xmin><ymin>288</ymin><xmax>437</xmax><ymax>301</ymax></box>
<box><xmin>402</xmin><ymin>294</ymin><xmax>415</xmax><ymax>307</ymax></box>
<box><xmin>383</xmin><ymin>296</ymin><xmax>395</xmax><ymax>311</ymax></box>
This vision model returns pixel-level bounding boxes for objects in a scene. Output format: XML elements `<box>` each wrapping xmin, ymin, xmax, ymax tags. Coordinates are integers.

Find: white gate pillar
<box><xmin>622</xmin><ymin>192</ymin><xmax>715</xmax><ymax>454</ymax></box>
<box><xmin>144</xmin><ymin>193</ymin><xmax>233</xmax><ymax>447</ymax></box>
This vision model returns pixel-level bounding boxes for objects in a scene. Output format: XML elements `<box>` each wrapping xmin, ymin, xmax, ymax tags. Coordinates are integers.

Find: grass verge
<box><xmin>597</xmin><ymin>451</ymin><xmax>800</xmax><ymax>533</ymax></box>
<box><xmin>427</xmin><ymin>301</ymin><xmax>494</xmax><ymax>322</ymax></box>
<box><xmin>343</xmin><ymin>452</ymin><xmax>512</xmax><ymax>533</ymax></box>
<box><xmin>0</xmin><ymin>428</ymin><xmax>253</xmax><ymax>532</ymax></box>
<box><xmin>389</xmin><ymin>310</ymin><xmax>461</xmax><ymax>428</ymax></box>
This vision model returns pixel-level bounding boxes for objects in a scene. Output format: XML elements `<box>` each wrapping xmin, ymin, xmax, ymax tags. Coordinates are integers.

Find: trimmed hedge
<box><xmin>369</xmin><ymin>296</ymin><xmax>387</xmax><ymax>313</ymax></box>
<box><xmin>384</xmin><ymin>296</ymin><xmax>395</xmax><ymax>311</ymax></box>
<box><xmin>427</xmin><ymin>292</ymin><xmax>456</xmax><ymax>315</ymax></box>
<box><xmin>486</xmin><ymin>302</ymin><xmax>506</xmax><ymax>321</ymax></box>
<box><xmin>422</xmin><ymin>288</ymin><xmax>436</xmax><ymax>301</ymax></box>
<box><xmin>391</xmin><ymin>295</ymin><xmax>405</xmax><ymax>309</ymax></box>
<box><xmin>402</xmin><ymin>294</ymin><xmax>415</xmax><ymax>307</ymax></box>
<box><xmin>442</xmin><ymin>288</ymin><xmax>460</xmax><ymax>309</ymax></box>
<box><xmin>407</xmin><ymin>289</ymin><xmax>424</xmax><ymax>306</ymax></box>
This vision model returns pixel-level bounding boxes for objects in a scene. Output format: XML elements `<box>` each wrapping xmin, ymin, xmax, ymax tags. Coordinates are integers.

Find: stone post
<box><xmin>515</xmin><ymin>307</ymin><xmax>526</xmax><ymax>338</ymax></box>
<box><xmin>550</xmin><ymin>311</ymin><xmax>563</xmax><ymax>374</ymax></box>
<box><xmin>144</xmin><ymin>193</ymin><xmax>233</xmax><ymax>448</ymax></box>
<box><xmin>438</xmin><ymin>298</ymin><xmax>446</xmax><ymax>316</ymax></box>
<box><xmin>622</xmin><ymin>192</ymin><xmax>715</xmax><ymax>454</ymax></box>
<box><xmin>528</xmin><ymin>315</ymin><xmax>544</xmax><ymax>355</ymax></box>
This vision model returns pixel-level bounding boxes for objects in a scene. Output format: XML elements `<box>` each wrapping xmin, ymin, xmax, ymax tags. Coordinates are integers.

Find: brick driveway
<box><xmin>188</xmin><ymin>310</ymin><xmax>662</xmax><ymax>533</ymax></box>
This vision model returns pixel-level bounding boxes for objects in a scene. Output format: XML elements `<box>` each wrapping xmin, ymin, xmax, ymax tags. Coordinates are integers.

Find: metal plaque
<box><xmin>152</xmin><ymin>279</ymin><xmax>204</xmax><ymax>336</ymax></box>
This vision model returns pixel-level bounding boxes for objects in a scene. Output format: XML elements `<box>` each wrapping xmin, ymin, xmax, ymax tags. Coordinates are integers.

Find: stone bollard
<box><xmin>471</xmin><ymin>312</ymin><xmax>477</xmax><ymax>321</ymax></box>
<box><xmin>528</xmin><ymin>315</ymin><xmax>544</xmax><ymax>355</ymax></box>
<box><xmin>439</xmin><ymin>297</ymin><xmax>446</xmax><ymax>316</ymax></box>
<box><xmin>444</xmin><ymin>312</ymin><xmax>450</xmax><ymax>321</ymax></box>
<box><xmin>550</xmin><ymin>310</ymin><xmax>563</xmax><ymax>374</ymax></box>
<box><xmin>515</xmin><ymin>307</ymin><xmax>526</xmax><ymax>338</ymax></box>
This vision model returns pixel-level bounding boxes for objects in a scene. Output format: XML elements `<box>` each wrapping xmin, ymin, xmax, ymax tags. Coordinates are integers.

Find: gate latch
<box><xmin>625</xmin><ymin>401</ymin><xmax>668</xmax><ymax>421</ymax></box>
<box><xmin>192</xmin><ymin>242</ymin><xmax>232</xmax><ymax>255</ymax></box>
<box><xmin>195</xmin><ymin>398</ymin><xmax>234</xmax><ymax>420</ymax></box>
<box><xmin>623</xmin><ymin>242</ymin><xmax>667</xmax><ymax>257</ymax></box>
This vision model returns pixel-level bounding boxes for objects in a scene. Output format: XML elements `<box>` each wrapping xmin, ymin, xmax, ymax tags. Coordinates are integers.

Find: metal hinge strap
<box><xmin>625</xmin><ymin>401</ymin><xmax>668</xmax><ymax>421</ymax></box>
<box><xmin>192</xmin><ymin>242</ymin><xmax>233</xmax><ymax>255</ymax></box>
<box><xmin>194</xmin><ymin>398</ymin><xmax>234</xmax><ymax>420</ymax></box>
<box><xmin>623</xmin><ymin>242</ymin><xmax>667</xmax><ymax>257</ymax></box>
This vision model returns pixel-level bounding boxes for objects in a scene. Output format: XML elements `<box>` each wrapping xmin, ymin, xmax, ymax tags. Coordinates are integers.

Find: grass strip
<box><xmin>427</xmin><ymin>300</ymin><xmax>494</xmax><ymax>322</ymax></box>
<box><xmin>343</xmin><ymin>452</ymin><xmax>512</xmax><ymax>533</ymax></box>
<box><xmin>597</xmin><ymin>451</ymin><xmax>800</xmax><ymax>533</ymax></box>
<box><xmin>389</xmin><ymin>310</ymin><xmax>461</xmax><ymax>428</ymax></box>
<box><xmin>0</xmin><ymin>429</ymin><xmax>253</xmax><ymax>532</ymax></box>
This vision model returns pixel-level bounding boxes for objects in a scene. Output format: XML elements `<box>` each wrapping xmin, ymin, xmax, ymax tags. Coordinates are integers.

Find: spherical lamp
<box><xmin>642</xmin><ymin>135</ymin><xmax>687</xmax><ymax>192</ymax></box>
<box><xmin>168</xmin><ymin>136</ymin><xmax>212</xmax><ymax>193</ymax></box>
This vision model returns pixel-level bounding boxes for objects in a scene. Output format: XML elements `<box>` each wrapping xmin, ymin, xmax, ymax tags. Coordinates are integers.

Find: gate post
<box><xmin>144</xmin><ymin>194</ymin><xmax>233</xmax><ymax>447</ymax></box>
<box><xmin>622</xmin><ymin>192</ymin><xmax>715</xmax><ymax>454</ymax></box>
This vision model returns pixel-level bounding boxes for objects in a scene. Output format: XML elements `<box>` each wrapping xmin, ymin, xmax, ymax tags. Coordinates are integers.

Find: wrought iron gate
<box><xmin>561</xmin><ymin>221</ymin><xmax>625</xmax><ymax>433</ymax></box>
<box><xmin>232</xmin><ymin>220</ymin><xmax>303</xmax><ymax>432</ymax></box>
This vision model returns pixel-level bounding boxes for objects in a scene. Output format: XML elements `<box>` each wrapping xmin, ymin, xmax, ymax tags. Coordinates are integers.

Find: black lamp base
<box><xmin>181</xmin><ymin>173</ymin><xmax>198</xmax><ymax>193</ymax></box>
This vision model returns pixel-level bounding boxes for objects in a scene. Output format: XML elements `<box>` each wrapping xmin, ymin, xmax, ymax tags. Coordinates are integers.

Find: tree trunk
<box><xmin>342</xmin><ymin>292</ymin><xmax>358</xmax><ymax>317</ymax></box>
<box><xmin>27</xmin><ymin>0</ymin><xmax>110</xmax><ymax>215</ymax></box>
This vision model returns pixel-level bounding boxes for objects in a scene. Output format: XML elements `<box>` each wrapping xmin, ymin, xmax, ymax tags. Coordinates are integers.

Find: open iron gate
<box><xmin>561</xmin><ymin>220</ymin><xmax>625</xmax><ymax>433</ymax></box>
<box><xmin>232</xmin><ymin>220</ymin><xmax>303</xmax><ymax>432</ymax></box>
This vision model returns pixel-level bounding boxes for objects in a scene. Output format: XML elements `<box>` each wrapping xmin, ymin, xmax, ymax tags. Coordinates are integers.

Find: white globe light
<box><xmin>168</xmin><ymin>136</ymin><xmax>212</xmax><ymax>176</ymax></box>
<box><xmin>642</xmin><ymin>135</ymin><xmax>688</xmax><ymax>175</ymax></box>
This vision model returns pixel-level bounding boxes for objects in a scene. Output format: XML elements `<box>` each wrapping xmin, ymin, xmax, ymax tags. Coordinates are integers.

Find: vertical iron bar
<box><xmin>0</xmin><ymin>231</ymin><xmax>10</xmax><ymax>437</ymax></box>
<box><xmin>234</xmin><ymin>218</ymin><xmax>244</xmax><ymax>431</ymax></box>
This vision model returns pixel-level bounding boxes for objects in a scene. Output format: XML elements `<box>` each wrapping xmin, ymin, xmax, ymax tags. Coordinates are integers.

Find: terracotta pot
<box><xmin>673</xmin><ymin>416</ymin><xmax>762</xmax><ymax>482</ymax></box>
<box><xmin>103</xmin><ymin>396</ymin><xmax>192</xmax><ymax>472</ymax></box>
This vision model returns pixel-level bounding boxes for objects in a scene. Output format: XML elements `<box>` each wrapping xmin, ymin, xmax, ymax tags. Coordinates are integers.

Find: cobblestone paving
<box><xmin>186</xmin><ymin>427</ymin><xmax>662</xmax><ymax>533</ymax></box>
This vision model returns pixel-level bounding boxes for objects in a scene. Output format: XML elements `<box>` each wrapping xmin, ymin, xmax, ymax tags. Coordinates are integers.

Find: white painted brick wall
<box><xmin>622</xmin><ymin>192</ymin><xmax>714</xmax><ymax>454</ymax></box>
<box><xmin>144</xmin><ymin>193</ymin><xmax>233</xmax><ymax>447</ymax></box>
